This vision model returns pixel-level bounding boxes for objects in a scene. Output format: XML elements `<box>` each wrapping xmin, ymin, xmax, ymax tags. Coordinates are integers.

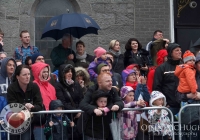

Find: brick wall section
<box><xmin>135</xmin><ymin>0</ymin><xmax>170</xmax><ymax>48</ymax></box>
<box><xmin>80</xmin><ymin>0</ymin><xmax>135</xmax><ymax>54</ymax></box>
<box><xmin>0</xmin><ymin>0</ymin><xmax>170</xmax><ymax>59</ymax></box>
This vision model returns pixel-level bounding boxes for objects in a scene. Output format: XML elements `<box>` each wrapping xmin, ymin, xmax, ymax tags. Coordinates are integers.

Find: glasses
<box><xmin>101</xmin><ymin>69</ymin><xmax>110</xmax><ymax>73</ymax></box>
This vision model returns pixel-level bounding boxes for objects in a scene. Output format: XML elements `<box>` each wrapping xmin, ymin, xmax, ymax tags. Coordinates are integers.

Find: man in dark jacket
<box><xmin>145</xmin><ymin>30</ymin><xmax>163</xmax><ymax>51</ymax></box>
<box><xmin>50</xmin><ymin>34</ymin><xmax>76</xmax><ymax>71</ymax></box>
<box><xmin>153</xmin><ymin>43</ymin><xmax>182</xmax><ymax>115</ymax></box>
<box><xmin>79</xmin><ymin>73</ymin><xmax>123</xmax><ymax>139</ymax></box>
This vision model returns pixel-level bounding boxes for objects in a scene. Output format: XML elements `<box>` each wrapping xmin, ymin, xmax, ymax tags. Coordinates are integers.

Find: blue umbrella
<box><xmin>41</xmin><ymin>13</ymin><xmax>100</xmax><ymax>40</ymax></box>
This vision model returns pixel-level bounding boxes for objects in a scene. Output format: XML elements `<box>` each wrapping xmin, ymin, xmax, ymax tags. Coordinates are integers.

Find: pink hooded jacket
<box><xmin>31</xmin><ymin>62</ymin><xmax>57</xmax><ymax>110</ymax></box>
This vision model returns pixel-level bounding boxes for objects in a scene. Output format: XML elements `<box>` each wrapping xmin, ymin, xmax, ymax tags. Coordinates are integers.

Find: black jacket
<box><xmin>7</xmin><ymin>81</ymin><xmax>43</xmax><ymax>112</ymax></box>
<box><xmin>112</xmin><ymin>54</ymin><xmax>124</xmax><ymax>74</ymax></box>
<box><xmin>44</xmin><ymin>100</ymin><xmax>71</xmax><ymax>140</ymax></box>
<box><xmin>54</xmin><ymin>64</ymin><xmax>83</xmax><ymax>117</ymax></box>
<box><xmin>86</xmin><ymin>54</ymin><xmax>95</xmax><ymax>63</ymax></box>
<box><xmin>112</xmin><ymin>71</ymin><xmax>123</xmax><ymax>90</ymax></box>
<box><xmin>84</xmin><ymin>90</ymin><xmax>112</xmax><ymax>139</ymax></box>
<box><xmin>54</xmin><ymin>82</ymin><xmax>83</xmax><ymax>110</ymax></box>
<box><xmin>84</xmin><ymin>112</ymin><xmax>111</xmax><ymax>139</ymax></box>
<box><xmin>124</xmin><ymin>48</ymin><xmax>150</xmax><ymax>68</ymax></box>
<box><xmin>79</xmin><ymin>85</ymin><xmax>123</xmax><ymax>139</ymax></box>
<box><xmin>153</xmin><ymin>43</ymin><xmax>182</xmax><ymax>107</ymax></box>
<box><xmin>79</xmin><ymin>84</ymin><xmax>124</xmax><ymax>115</ymax></box>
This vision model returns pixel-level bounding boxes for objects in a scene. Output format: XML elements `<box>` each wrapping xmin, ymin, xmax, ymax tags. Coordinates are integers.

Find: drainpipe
<box><xmin>169</xmin><ymin>0</ymin><xmax>175</xmax><ymax>42</ymax></box>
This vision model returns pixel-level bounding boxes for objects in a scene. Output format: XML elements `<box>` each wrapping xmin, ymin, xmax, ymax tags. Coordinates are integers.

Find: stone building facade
<box><xmin>0</xmin><ymin>0</ymin><xmax>170</xmax><ymax>67</ymax></box>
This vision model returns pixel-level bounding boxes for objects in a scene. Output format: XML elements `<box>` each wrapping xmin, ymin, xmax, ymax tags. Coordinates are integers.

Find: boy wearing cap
<box><xmin>174</xmin><ymin>50</ymin><xmax>200</xmax><ymax>105</ymax></box>
<box><xmin>88</xmin><ymin>46</ymin><xmax>108</xmax><ymax>81</ymax></box>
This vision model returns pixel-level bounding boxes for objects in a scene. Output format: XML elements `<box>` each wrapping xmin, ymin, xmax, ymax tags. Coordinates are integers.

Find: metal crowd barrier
<box><xmin>178</xmin><ymin>104</ymin><xmax>200</xmax><ymax>140</ymax></box>
<box><xmin>0</xmin><ymin>107</ymin><xmax>174</xmax><ymax>140</ymax></box>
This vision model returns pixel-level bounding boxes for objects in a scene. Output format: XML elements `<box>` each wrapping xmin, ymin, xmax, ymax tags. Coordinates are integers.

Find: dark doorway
<box><xmin>174</xmin><ymin>0</ymin><xmax>200</xmax><ymax>54</ymax></box>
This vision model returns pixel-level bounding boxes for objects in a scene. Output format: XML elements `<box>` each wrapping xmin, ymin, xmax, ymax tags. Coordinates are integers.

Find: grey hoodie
<box><xmin>0</xmin><ymin>57</ymin><xmax>16</xmax><ymax>99</ymax></box>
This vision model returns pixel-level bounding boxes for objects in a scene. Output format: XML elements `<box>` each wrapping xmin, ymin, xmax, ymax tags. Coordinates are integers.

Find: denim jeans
<box><xmin>33</xmin><ymin>127</ymin><xmax>46</xmax><ymax>140</ymax></box>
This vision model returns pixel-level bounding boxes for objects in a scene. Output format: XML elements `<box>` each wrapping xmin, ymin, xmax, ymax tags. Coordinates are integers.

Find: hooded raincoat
<box><xmin>54</xmin><ymin>64</ymin><xmax>83</xmax><ymax>117</ymax></box>
<box><xmin>31</xmin><ymin>62</ymin><xmax>57</xmax><ymax>110</ymax></box>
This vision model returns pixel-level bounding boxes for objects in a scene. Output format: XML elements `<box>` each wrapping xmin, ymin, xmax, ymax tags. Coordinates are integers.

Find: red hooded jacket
<box><xmin>147</xmin><ymin>49</ymin><xmax>168</xmax><ymax>93</ymax></box>
<box><xmin>31</xmin><ymin>62</ymin><xmax>57</xmax><ymax>110</ymax></box>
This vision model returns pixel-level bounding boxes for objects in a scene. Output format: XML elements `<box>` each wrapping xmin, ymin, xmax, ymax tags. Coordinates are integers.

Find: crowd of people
<box><xmin>0</xmin><ymin>29</ymin><xmax>200</xmax><ymax>140</ymax></box>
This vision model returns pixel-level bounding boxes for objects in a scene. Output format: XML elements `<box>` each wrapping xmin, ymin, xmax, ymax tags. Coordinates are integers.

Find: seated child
<box><xmin>44</xmin><ymin>100</ymin><xmax>74</xmax><ymax>140</ymax></box>
<box><xmin>148</xmin><ymin>91</ymin><xmax>172</xmax><ymax>140</ymax></box>
<box><xmin>88</xmin><ymin>47</ymin><xmax>108</xmax><ymax>81</ymax></box>
<box><xmin>174</xmin><ymin>50</ymin><xmax>200</xmax><ymax>105</ymax></box>
<box><xmin>120</xmin><ymin>86</ymin><xmax>146</xmax><ymax>140</ymax></box>
<box><xmin>84</xmin><ymin>89</ymin><xmax>112</xmax><ymax>140</ymax></box>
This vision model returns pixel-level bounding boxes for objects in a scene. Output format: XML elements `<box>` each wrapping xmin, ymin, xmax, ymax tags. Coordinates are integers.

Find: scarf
<box><xmin>76</xmin><ymin>51</ymin><xmax>87</xmax><ymax>62</ymax></box>
<box><xmin>109</xmin><ymin>49</ymin><xmax>121</xmax><ymax>57</ymax></box>
<box><xmin>126</xmin><ymin>81</ymin><xmax>138</xmax><ymax>90</ymax></box>
<box><xmin>66</xmin><ymin>79</ymin><xmax>74</xmax><ymax>85</ymax></box>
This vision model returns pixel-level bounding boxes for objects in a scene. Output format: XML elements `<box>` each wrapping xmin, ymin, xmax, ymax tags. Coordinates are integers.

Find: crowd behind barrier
<box><xmin>2</xmin><ymin>105</ymin><xmax>200</xmax><ymax>140</ymax></box>
<box><xmin>0</xmin><ymin>107</ymin><xmax>176</xmax><ymax>140</ymax></box>
<box><xmin>1</xmin><ymin>29</ymin><xmax>200</xmax><ymax>140</ymax></box>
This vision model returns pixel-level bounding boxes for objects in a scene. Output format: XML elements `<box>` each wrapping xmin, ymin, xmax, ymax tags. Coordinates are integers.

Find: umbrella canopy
<box><xmin>190</xmin><ymin>38</ymin><xmax>200</xmax><ymax>53</ymax></box>
<box><xmin>41</xmin><ymin>13</ymin><xmax>101</xmax><ymax>40</ymax></box>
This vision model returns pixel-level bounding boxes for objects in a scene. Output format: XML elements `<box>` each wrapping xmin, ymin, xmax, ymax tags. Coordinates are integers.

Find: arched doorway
<box><xmin>35</xmin><ymin>0</ymin><xmax>75</xmax><ymax>68</ymax></box>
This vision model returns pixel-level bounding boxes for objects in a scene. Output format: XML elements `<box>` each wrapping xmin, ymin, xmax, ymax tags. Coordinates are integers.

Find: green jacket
<box><xmin>50</xmin><ymin>44</ymin><xmax>76</xmax><ymax>71</ymax></box>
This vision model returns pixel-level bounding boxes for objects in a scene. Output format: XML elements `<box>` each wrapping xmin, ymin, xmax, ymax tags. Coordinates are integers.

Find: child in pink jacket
<box><xmin>119</xmin><ymin>86</ymin><xmax>145</xmax><ymax>140</ymax></box>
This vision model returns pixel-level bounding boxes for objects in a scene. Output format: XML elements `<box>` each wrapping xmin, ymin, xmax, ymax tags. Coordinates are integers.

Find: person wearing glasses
<box><xmin>95</xmin><ymin>62</ymin><xmax>122</xmax><ymax>92</ymax></box>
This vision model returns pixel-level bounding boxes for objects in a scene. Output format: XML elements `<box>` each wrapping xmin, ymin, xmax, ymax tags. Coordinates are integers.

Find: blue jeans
<box><xmin>33</xmin><ymin>127</ymin><xmax>46</xmax><ymax>140</ymax></box>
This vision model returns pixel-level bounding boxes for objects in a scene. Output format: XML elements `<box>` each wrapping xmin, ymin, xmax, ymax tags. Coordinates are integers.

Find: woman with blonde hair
<box><xmin>108</xmin><ymin>39</ymin><xmax>124</xmax><ymax>74</ymax></box>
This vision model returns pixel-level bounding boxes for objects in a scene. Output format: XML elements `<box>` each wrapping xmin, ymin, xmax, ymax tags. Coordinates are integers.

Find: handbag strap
<box><xmin>64</xmin><ymin>88</ymin><xmax>76</xmax><ymax>107</ymax></box>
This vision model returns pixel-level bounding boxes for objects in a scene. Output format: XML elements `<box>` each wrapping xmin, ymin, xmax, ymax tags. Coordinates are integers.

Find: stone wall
<box><xmin>0</xmin><ymin>0</ymin><xmax>170</xmax><ymax>66</ymax></box>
